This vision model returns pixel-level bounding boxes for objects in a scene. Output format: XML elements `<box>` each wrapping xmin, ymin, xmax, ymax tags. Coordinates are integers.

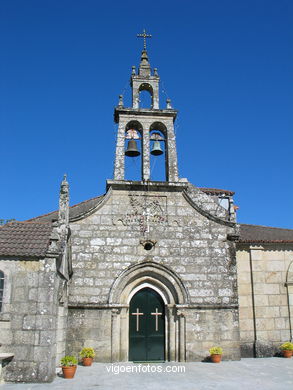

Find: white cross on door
<box><xmin>151</xmin><ymin>307</ymin><xmax>162</xmax><ymax>331</ymax></box>
<box><xmin>132</xmin><ymin>308</ymin><xmax>144</xmax><ymax>331</ymax></box>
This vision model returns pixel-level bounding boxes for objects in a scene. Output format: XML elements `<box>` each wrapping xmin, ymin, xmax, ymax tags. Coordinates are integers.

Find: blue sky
<box><xmin>0</xmin><ymin>0</ymin><xmax>292</xmax><ymax>228</ymax></box>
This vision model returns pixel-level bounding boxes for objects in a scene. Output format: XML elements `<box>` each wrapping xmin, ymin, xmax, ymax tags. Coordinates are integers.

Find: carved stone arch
<box><xmin>150</xmin><ymin>121</ymin><xmax>167</xmax><ymax>137</ymax></box>
<box><xmin>138</xmin><ymin>82</ymin><xmax>153</xmax><ymax>94</ymax></box>
<box><xmin>109</xmin><ymin>261</ymin><xmax>188</xmax><ymax>363</ymax></box>
<box><xmin>109</xmin><ymin>261</ymin><xmax>189</xmax><ymax>305</ymax></box>
<box><xmin>125</xmin><ymin>120</ymin><xmax>143</xmax><ymax>136</ymax></box>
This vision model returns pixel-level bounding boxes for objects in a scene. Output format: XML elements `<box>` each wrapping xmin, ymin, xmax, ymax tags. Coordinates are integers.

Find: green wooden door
<box><xmin>129</xmin><ymin>287</ymin><xmax>165</xmax><ymax>361</ymax></box>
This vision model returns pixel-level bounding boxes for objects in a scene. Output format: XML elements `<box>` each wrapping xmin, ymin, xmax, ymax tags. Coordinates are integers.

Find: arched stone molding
<box><xmin>150</xmin><ymin>121</ymin><xmax>167</xmax><ymax>137</ymax></box>
<box><xmin>286</xmin><ymin>260</ymin><xmax>293</xmax><ymax>341</ymax></box>
<box><xmin>108</xmin><ymin>261</ymin><xmax>189</xmax><ymax>362</ymax></box>
<box><xmin>109</xmin><ymin>261</ymin><xmax>189</xmax><ymax>305</ymax></box>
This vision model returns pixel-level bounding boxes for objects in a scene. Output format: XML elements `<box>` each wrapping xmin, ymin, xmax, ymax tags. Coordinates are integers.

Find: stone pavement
<box><xmin>1</xmin><ymin>358</ymin><xmax>292</xmax><ymax>390</ymax></box>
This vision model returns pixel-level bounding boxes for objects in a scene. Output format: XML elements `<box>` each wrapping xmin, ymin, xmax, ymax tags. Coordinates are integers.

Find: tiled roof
<box><xmin>28</xmin><ymin>195</ymin><xmax>104</xmax><ymax>222</ymax></box>
<box><xmin>199</xmin><ymin>188</ymin><xmax>235</xmax><ymax>196</ymax></box>
<box><xmin>0</xmin><ymin>221</ymin><xmax>53</xmax><ymax>258</ymax></box>
<box><xmin>239</xmin><ymin>224</ymin><xmax>293</xmax><ymax>243</ymax></box>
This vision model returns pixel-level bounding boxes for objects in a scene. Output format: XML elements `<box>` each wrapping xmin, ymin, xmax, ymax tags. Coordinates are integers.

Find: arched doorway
<box><xmin>129</xmin><ymin>287</ymin><xmax>165</xmax><ymax>361</ymax></box>
<box><xmin>109</xmin><ymin>261</ymin><xmax>189</xmax><ymax>362</ymax></box>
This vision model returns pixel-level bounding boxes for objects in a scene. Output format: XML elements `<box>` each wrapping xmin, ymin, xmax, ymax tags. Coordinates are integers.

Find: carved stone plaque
<box><xmin>117</xmin><ymin>194</ymin><xmax>167</xmax><ymax>233</ymax></box>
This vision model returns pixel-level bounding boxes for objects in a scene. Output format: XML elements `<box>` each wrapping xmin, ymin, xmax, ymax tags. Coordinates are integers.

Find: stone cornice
<box><xmin>106</xmin><ymin>179</ymin><xmax>189</xmax><ymax>192</ymax></box>
<box><xmin>67</xmin><ymin>303</ymin><xmax>239</xmax><ymax>310</ymax></box>
<box><xmin>114</xmin><ymin>107</ymin><xmax>177</xmax><ymax>123</ymax></box>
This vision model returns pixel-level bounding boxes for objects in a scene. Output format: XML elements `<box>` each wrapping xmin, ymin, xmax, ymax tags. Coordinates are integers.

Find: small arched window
<box><xmin>138</xmin><ymin>83</ymin><xmax>153</xmax><ymax>108</ymax></box>
<box><xmin>0</xmin><ymin>271</ymin><xmax>4</xmax><ymax>311</ymax></box>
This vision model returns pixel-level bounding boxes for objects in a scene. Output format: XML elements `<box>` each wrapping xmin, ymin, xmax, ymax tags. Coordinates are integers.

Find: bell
<box><xmin>151</xmin><ymin>140</ymin><xmax>163</xmax><ymax>156</ymax></box>
<box><xmin>125</xmin><ymin>139</ymin><xmax>140</xmax><ymax>157</ymax></box>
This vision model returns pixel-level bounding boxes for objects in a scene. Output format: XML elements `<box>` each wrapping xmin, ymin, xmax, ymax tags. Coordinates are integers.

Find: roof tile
<box><xmin>0</xmin><ymin>222</ymin><xmax>53</xmax><ymax>258</ymax></box>
<box><xmin>239</xmin><ymin>224</ymin><xmax>293</xmax><ymax>243</ymax></box>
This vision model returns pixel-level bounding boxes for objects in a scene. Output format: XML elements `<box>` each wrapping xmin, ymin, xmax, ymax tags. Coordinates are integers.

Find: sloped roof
<box><xmin>239</xmin><ymin>224</ymin><xmax>293</xmax><ymax>243</ymax></box>
<box><xmin>0</xmin><ymin>221</ymin><xmax>53</xmax><ymax>258</ymax></box>
<box><xmin>28</xmin><ymin>195</ymin><xmax>104</xmax><ymax>222</ymax></box>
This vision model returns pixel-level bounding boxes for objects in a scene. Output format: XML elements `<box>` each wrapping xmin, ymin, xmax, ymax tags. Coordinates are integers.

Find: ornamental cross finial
<box><xmin>137</xmin><ymin>29</ymin><xmax>152</xmax><ymax>50</ymax></box>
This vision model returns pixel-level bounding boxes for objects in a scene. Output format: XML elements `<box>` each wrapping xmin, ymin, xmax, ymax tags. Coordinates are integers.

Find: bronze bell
<box><xmin>151</xmin><ymin>140</ymin><xmax>163</xmax><ymax>156</ymax></box>
<box><xmin>125</xmin><ymin>139</ymin><xmax>140</xmax><ymax>157</ymax></box>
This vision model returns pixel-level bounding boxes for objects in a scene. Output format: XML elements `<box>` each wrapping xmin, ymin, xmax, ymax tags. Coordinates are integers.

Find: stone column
<box><xmin>166</xmin><ymin>120</ymin><xmax>179</xmax><ymax>182</ymax></box>
<box><xmin>114</xmin><ymin>122</ymin><xmax>125</xmax><ymax>180</ymax></box>
<box><xmin>132</xmin><ymin>88</ymin><xmax>139</xmax><ymax>109</ymax></box>
<box><xmin>177</xmin><ymin>310</ymin><xmax>186</xmax><ymax>362</ymax></box>
<box><xmin>120</xmin><ymin>307</ymin><xmax>128</xmax><ymax>361</ymax></box>
<box><xmin>111</xmin><ymin>309</ymin><xmax>120</xmax><ymax>362</ymax></box>
<box><xmin>142</xmin><ymin>125</ymin><xmax>150</xmax><ymax>180</ymax></box>
<box><xmin>168</xmin><ymin>305</ymin><xmax>176</xmax><ymax>361</ymax></box>
<box><xmin>152</xmin><ymin>79</ymin><xmax>159</xmax><ymax>109</ymax></box>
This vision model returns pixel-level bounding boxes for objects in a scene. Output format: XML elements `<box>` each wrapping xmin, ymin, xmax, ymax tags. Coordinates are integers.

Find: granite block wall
<box><xmin>237</xmin><ymin>244</ymin><xmax>293</xmax><ymax>357</ymax></box>
<box><xmin>0</xmin><ymin>257</ymin><xmax>61</xmax><ymax>382</ymax></box>
<box><xmin>67</xmin><ymin>185</ymin><xmax>240</xmax><ymax>361</ymax></box>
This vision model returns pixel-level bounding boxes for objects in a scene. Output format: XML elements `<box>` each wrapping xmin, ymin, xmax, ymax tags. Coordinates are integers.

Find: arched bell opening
<box><xmin>124</xmin><ymin>121</ymin><xmax>143</xmax><ymax>181</ymax></box>
<box><xmin>139</xmin><ymin>83</ymin><xmax>153</xmax><ymax>109</ymax></box>
<box><xmin>150</xmin><ymin>122</ymin><xmax>167</xmax><ymax>181</ymax></box>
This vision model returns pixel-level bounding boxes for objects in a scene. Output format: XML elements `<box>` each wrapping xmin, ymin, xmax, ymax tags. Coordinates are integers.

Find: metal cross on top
<box><xmin>137</xmin><ymin>29</ymin><xmax>152</xmax><ymax>50</ymax></box>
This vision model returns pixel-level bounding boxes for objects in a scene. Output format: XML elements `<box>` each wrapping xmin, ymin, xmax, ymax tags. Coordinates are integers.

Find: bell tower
<box><xmin>113</xmin><ymin>31</ymin><xmax>179</xmax><ymax>183</ymax></box>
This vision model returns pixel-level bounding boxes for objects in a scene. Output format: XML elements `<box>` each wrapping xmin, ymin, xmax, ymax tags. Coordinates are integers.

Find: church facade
<box><xmin>0</xmin><ymin>44</ymin><xmax>293</xmax><ymax>383</ymax></box>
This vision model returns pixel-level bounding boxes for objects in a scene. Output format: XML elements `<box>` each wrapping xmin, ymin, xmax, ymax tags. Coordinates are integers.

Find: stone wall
<box><xmin>56</xmin><ymin>303</ymin><xmax>68</xmax><ymax>365</ymax></box>
<box><xmin>236</xmin><ymin>244</ymin><xmax>293</xmax><ymax>357</ymax></box>
<box><xmin>0</xmin><ymin>257</ymin><xmax>61</xmax><ymax>382</ymax></box>
<box><xmin>67</xmin><ymin>183</ymin><xmax>240</xmax><ymax>361</ymax></box>
<box><xmin>185</xmin><ymin>309</ymin><xmax>240</xmax><ymax>361</ymax></box>
<box><xmin>66</xmin><ymin>308</ymin><xmax>111</xmax><ymax>362</ymax></box>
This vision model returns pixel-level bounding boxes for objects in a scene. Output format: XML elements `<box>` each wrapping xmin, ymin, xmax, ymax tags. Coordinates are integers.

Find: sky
<box><xmin>0</xmin><ymin>0</ymin><xmax>292</xmax><ymax>228</ymax></box>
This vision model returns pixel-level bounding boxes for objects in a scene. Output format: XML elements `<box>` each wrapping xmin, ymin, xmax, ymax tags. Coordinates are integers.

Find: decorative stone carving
<box><xmin>118</xmin><ymin>194</ymin><xmax>168</xmax><ymax>233</ymax></box>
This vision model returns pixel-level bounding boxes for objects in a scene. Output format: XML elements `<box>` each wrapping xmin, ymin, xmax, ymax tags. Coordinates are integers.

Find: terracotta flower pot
<box><xmin>282</xmin><ymin>350</ymin><xmax>293</xmax><ymax>358</ymax></box>
<box><xmin>62</xmin><ymin>365</ymin><xmax>77</xmax><ymax>379</ymax></box>
<box><xmin>211</xmin><ymin>354</ymin><xmax>222</xmax><ymax>363</ymax></box>
<box><xmin>82</xmin><ymin>357</ymin><xmax>93</xmax><ymax>366</ymax></box>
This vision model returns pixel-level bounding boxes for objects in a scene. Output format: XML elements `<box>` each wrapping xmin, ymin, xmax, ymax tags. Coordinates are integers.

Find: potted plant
<box><xmin>79</xmin><ymin>347</ymin><xmax>95</xmax><ymax>366</ymax></box>
<box><xmin>60</xmin><ymin>355</ymin><xmax>78</xmax><ymax>379</ymax></box>
<box><xmin>279</xmin><ymin>342</ymin><xmax>293</xmax><ymax>358</ymax></box>
<box><xmin>209</xmin><ymin>346</ymin><xmax>223</xmax><ymax>363</ymax></box>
